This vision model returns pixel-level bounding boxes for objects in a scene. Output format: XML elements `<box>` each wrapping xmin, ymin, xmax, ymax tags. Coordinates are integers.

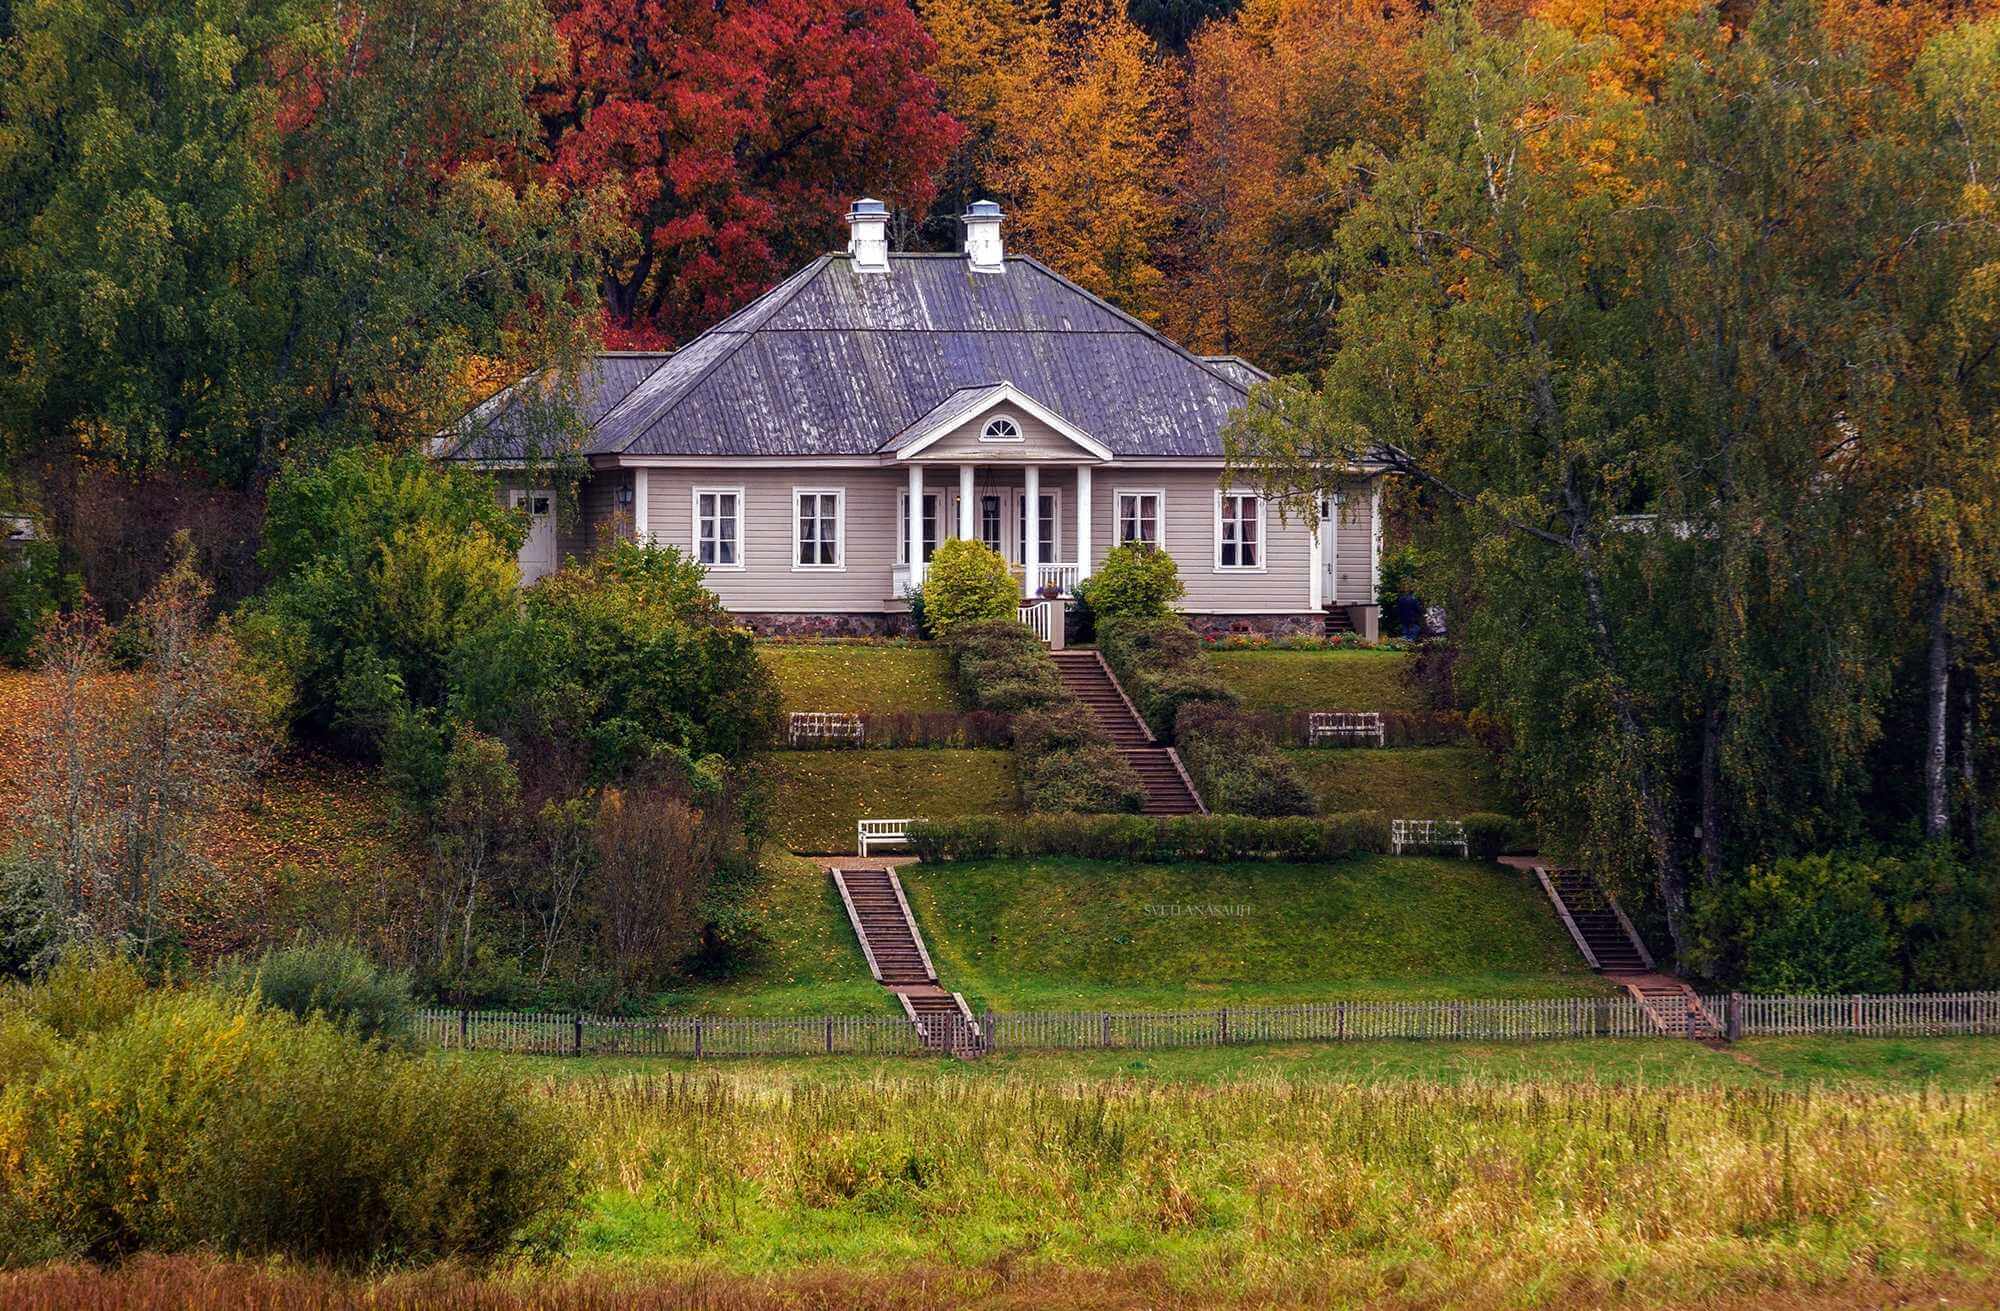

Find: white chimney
<box><xmin>962</xmin><ymin>199</ymin><xmax>1004</xmax><ymax>272</ymax></box>
<box><xmin>846</xmin><ymin>198</ymin><xmax>890</xmax><ymax>272</ymax></box>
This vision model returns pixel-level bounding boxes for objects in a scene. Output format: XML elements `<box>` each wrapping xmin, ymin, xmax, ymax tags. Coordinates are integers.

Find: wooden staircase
<box><xmin>1625</xmin><ymin>975</ymin><xmax>1724</xmax><ymax>1039</ymax></box>
<box><xmin>1048</xmin><ymin>650</ymin><xmax>1205</xmax><ymax>815</ymax></box>
<box><xmin>1323</xmin><ymin>607</ymin><xmax>1354</xmax><ymax>636</ymax></box>
<box><xmin>830</xmin><ymin>865</ymin><xmax>983</xmax><ymax>1056</ymax></box>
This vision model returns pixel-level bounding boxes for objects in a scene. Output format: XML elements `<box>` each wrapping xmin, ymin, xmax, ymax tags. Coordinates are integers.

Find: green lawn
<box><xmin>483</xmin><ymin>1034</ymin><xmax>2000</xmax><ymax>1092</ymax></box>
<box><xmin>654</xmin><ymin>850</ymin><xmax>896</xmax><ymax>1017</ymax></box>
<box><xmin>1287</xmin><ymin>745</ymin><xmax>1513</xmax><ymax>816</ymax></box>
<box><xmin>1209</xmin><ymin>647</ymin><xmax>1421</xmax><ymax>716</ymax></box>
<box><xmin>897</xmin><ymin>854</ymin><xmax>1610</xmax><ymax>1012</ymax></box>
<box><xmin>765</xmin><ymin>748</ymin><xmax>1018</xmax><ymax>854</ymax></box>
<box><xmin>758</xmin><ymin>642</ymin><xmax>957</xmax><ymax>716</ymax></box>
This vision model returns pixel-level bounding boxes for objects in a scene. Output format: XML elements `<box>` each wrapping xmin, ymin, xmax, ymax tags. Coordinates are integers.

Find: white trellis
<box><xmin>857</xmin><ymin>818</ymin><xmax>915</xmax><ymax>857</ymax></box>
<box><xmin>1392</xmin><ymin>819</ymin><xmax>1468</xmax><ymax>857</ymax></box>
<box><xmin>1308</xmin><ymin>711</ymin><xmax>1385</xmax><ymax>747</ymax></box>
<box><xmin>789</xmin><ymin>712</ymin><xmax>864</xmax><ymax>747</ymax></box>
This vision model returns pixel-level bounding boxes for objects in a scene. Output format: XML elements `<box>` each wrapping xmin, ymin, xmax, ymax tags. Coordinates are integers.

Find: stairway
<box><xmin>1049</xmin><ymin>651</ymin><xmax>1205</xmax><ymax>814</ymax></box>
<box><xmin>1624</xmin><ymin>975</ymin><xmax>1724</xmax><ymax>1040</ymax></box>
<box><xmin>1323</xmin><ymin>607</ymin><xmax>1354</xmax><ymax>636</ymax></box>
<box><xmin>831</xmin><ymin>865</ymin><xmax>983</xmax><ymax>1055</ymax></box>
<box><xmin>1542</xmin><ymin>868</ymin><xmax>1651</xmax><ymax>973</ymax></box>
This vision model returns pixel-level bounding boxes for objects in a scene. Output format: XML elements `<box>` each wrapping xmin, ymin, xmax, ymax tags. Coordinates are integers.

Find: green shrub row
<box><xmin>942</xmin><ymin>621</ymin><xmax>1143</xmax><ymax>813</ymax></box>
<box><xmin>1098</xmin><ymin>614</ymin><xmax>1313</xmax><ymax>817</ymax></box>
<box><xmin>906</xmin><ymin>810</ymin><xmax>1392</xmax><ymax>864</ymax></box>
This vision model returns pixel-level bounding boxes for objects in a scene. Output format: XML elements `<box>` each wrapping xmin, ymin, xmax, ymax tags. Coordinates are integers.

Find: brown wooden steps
<box><xmin>1047</xmin><ymin>650</ymin><xmax>1206</xmax><ymax>815</ymax></box>
<box><xmin>1323</xmin><ymin>607</ymin><xmax>1355</xmax><ymax>636</ymax></box>
<box><xmin>831</xmin><ymin>865</ymin><xmax>984</xmax><ymax>1055</ymax></box>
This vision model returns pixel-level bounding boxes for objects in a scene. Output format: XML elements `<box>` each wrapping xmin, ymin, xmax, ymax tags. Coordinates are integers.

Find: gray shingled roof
<box><xmin>445</xmin><ymin>352</ymin><xmax>671</xmax><ymax>459</ymax></box>
<box><xmin>456</xmin><ymin>253</ymin><xmax>1267</xmax><ymax>461</ymax></box>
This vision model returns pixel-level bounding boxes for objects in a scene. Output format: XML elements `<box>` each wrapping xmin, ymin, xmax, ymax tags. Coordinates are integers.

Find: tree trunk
<box><xmin>1923</xmin><ymin>562</ymin><xmax>1951</xmax><ymax>842</ymax></box>
<box><xmin>1699</xmin><ymin>700</ymin><xmax>1725</xmax><ymax>889</ymax></box>
<box><xmin>1960</xmin><ymin>666</ymin><xmax>1981</xmax><ymax>858</ymax></box>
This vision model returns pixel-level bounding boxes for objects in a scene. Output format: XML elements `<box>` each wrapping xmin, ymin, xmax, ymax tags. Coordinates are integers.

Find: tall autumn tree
<box><xmin>537</xmin><ymin>0</ymin><xmax>960</xmax><ymax>345</ymax></box>
<box><xmin>915</xmin><ymin>0</ymin><xmax>1047</xmax><ymax>245</ymax></box>
<box><xmin>0</xmin><ymin>0</ymin><xmax>603</xmax><ymax>511</ymax></box>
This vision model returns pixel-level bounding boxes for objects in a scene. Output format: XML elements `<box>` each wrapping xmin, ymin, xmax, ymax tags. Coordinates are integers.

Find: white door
<box><xmin>1319</xmin><ymin>494</ymin><xmax>1341</xmax><ymax>603</ymax></box>
<box><xmin>512</xmin><ymin>489</ymin><xmax>557</xmax><ymax>584</ymax></box>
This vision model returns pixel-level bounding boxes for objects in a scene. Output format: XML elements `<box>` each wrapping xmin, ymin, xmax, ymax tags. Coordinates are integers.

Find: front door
<box><xmin>1318</xmin><ymin>494</ymin><xmax>1341</xmax><ymax>604</ymax></box>
<box><xmin>512</xmin><ymin>489</ymin><xmax>557</xmax><ymax>584</ymax></box>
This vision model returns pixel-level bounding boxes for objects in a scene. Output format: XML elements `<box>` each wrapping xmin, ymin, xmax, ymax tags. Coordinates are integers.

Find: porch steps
<box><xmin>1323</xmin><ymin>607</ymin><xmax>1354</xmax><ymax>636</ymax></box>
<box><xmin>1049</xmin><ymin>651</ymin><xmax>1205</xmax><ymax>815</ymax></box>
<box><xmin>830</xmin><ymin>864</ymin><xmax>983</xmax><ymax>1056</ymax></box>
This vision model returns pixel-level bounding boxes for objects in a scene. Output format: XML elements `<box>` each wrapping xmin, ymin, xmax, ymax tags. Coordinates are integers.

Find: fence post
<box><xmin>1592</xmin><ymin>997</ymin><xmax>1609</xmax><ymax>1038</ymax></box>
<box><xmin>1726</xmin><ymin>992</ymin><xmax>1742</xmax><ymax>1043</ymax></box>
<box><xmin>459</xmin><ymin>1008</ymin><xmax>469</xmax><ymax>1049</ymax></box>
<box><xmin>1100</xmin><ymin>1012</ymin><xmax>1110</xmax><ymax>1048</ymax></box>
<box><xmin>825</xmin><ymin>1016</ymin><xmax>834</xmax><ymax>1054</ymax></box>
<box><xmin>1337</xmin><ymin>1001</ymin><xmax>1346</xmax><ymax>1042</ymax></box>
<box><xmin>1219</xmin><ymin>1007</ymin><xmax>1230</xmax><ymax>1045</ymax></box>
<box><xmin>984</xmin><ymin>1012</ymin><xmax>996</xmax><ymax>1053</ymax></box>
<box><xmin>694</xmin><ymin>1018</ymin><xmax>704</xmax><ymax>1060</ymax></box>
<box><xmin>572</xmin><ymin>1014</ymin><xmax>583</xmax><ymax>1057</ymax></box>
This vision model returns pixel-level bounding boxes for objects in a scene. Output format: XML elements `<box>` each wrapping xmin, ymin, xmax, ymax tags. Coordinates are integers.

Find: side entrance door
<box><xmin>512</xmin><ymin>489</ymin><xmax>557</xmax><ymax>584</ymax></box>
<box><xmin>1318</xmin><ymin>494</ymin><xmax>1341</xmax><ymax>603</ymax></box>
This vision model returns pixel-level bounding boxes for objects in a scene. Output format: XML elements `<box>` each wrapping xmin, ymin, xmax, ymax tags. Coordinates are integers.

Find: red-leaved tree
<box><xmin>538</xmin><ymin>0</ymin><xmax>962</xmax><ymax>345</ymax></box>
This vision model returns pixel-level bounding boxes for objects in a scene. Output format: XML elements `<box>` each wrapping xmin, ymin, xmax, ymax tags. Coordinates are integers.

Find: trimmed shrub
<box><xmin>921</xmin><ymin>539</ymin><xmax>1019</xmax><ymax>638</ymax></box>
<box><xmin>1098</xmin><ymin>614</ymin><xmax>1236</xmax><ymax>739</ymax></box>
<box><xmin>0</xmin><ymin>970</ymin><xmax>581</xmax><ymax>1267</ymax></box>
<box><xmin>1079</xmin><ymin>543</ymin><xmax>1183</xmax><ymax>621</ymax></box>
<box><xmin>906</xmin><ymin>812</ymin><xmax>1391</xmax><ymax>864</ymax></box>
<box><xmin>215</xmin><ymin>941</ymin><xmax>417</xmax><ymax>1048</ymax></box>
<box><xmin>1459</xmin><ymin>812</ymin><xmax>1523</xmax><ymax>862</ymax></box>
<box><xmin>1279</xmin><ymin>708</ymin><xmax>1471</xmax><ymax>747</ymax></box>
<box><xmin>1012</xmin><ymin>703</ymin><xmax>1105</xmax><ymax>754</ymax></box>
<box><xmin>1176</xmin><ymin>701</ymin><xmax>1314</xmax><ymax>818</ymax></box>
<box><xmin>1021</xmin><ymin>743</ymin><xmax>1146</xmax><ymax>814</ymax></box>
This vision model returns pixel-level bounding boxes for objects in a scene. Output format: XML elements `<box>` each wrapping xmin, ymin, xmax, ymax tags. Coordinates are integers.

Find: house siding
<box><xmin>912</xmin><ymin>406</ymin><xmax>1096</xmax><ymax>463</ymax></box>
<box><xmin>1094</xmin><ymin>469</ymin><xmax>1316</xmax><ymax>613</ymax></box>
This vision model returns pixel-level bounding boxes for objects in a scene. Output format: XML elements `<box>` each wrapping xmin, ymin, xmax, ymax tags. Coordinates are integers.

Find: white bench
<box><xmin>857</xmin><ymin>818</ymin><xmax>915</xmax><ymax>857</ymax></box>
<box><xmin>1308</xmin><ymin>711</ymin><xmax>1385</xmax><ymax>746</ymax></box>
<box><xmin>1392</xmin><ymin>819</ymin><xmax>1467</xmax><ymax>857</ymax></box>
<box><xmin>790</xmin><ymin>711</ymin><xmax>864</xmax><ymax>747</ymax></box>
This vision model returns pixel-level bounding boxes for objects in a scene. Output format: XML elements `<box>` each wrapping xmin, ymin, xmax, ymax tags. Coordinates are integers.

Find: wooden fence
<box><xmin>417</xmin><ymin>991</ymin><xmax>2000</xmax><ymax>1060</ymax></box>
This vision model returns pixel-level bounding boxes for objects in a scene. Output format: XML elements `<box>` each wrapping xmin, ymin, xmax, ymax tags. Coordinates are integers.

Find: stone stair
<box><xmin>830</xmin><ymin>864</ymin><xmax>983</xmax><ymax>1055</ymax></box>
<box><xmin>1048</xmin><ymin>650</ymin><xmax>1205</xmax><ymax>815</ymax></box>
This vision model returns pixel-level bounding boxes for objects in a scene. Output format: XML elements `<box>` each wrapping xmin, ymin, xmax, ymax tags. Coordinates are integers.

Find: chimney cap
<box><xmin>847</xmin><ymin>197</ymin><xmax>890</xmax><ymax>221</ymax></box>
<box><xmin>962</xmin><ymin>199</ymin><xmax>1003</xmax><ymax>221</ymax></box>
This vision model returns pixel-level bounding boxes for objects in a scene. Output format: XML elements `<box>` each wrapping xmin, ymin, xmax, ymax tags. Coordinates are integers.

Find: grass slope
<box><xmin>758</xmin><ymin>643</ymin><xmax>957</xmax><ymax>716</ymax></box>
<box><xmin>656</xmin><ymin>850</ymin><xmax>896</xmax><ymax>1017</ymax></box>
<box><xmin>1209</xmin><ymin>648</ymin><xmax>1420</xmax><ymax>716</ymax></box>
<box><xmin>1286</xmin><ymin>746</ymin><xmax>1512</xmax><ymax>816</ymax></box>
<box><xmin>898</xmin><ymin>854</ymin><xmax>1610</xmax><ymax>1011</ymax></box>
<box><xmin>766</xmin><ymin>749</ymin><xmax>1018</xmax><ymax>854</ymax></box>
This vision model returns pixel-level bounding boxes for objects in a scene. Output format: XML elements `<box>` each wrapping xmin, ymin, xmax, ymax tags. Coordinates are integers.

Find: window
<box><xmin>1116</xmin><ymin>491</ymin><xmax>1162</xmax><ymax>547</ymax></box>
<box><xmin>511</xmin><ymin>490</ymin><xmax>552</xmax><ymax>517</ymax></box>
<box><xmin>1216</xmin><ymin>491</ymin><xmax>1264</xmax><ymax>570</ymax></box>
<box><xmin>980</xmin><ymin>415</ymin><xmax>1023</xmax><ymax>442</ymax></box>
<box><xmin>900</xmin><ymin>491</ymin><xmax>942</xmax><ymax>565</ymax></box>
<box><xmin>693</xmin><ymin>487</ymin><xmax>742</xmax><ymax>568</ymax></box>
<box><xmin>1016</xmin><ymin>492</ymin><xmax>1059</xmax><ymax>564</ymax></box>
<box><xmin>794</xmin><ymin>488</ymin><xmax>844</xmax><ymax>569</ymax></box>
<box><xmin>979</xmin><ymin>494</ymin><xmax>1004</xmax><ymax>554</ymax></box>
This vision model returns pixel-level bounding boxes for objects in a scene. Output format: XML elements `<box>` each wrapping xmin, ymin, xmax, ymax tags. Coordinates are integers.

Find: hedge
<box><xmin>907</xmin><ymin>811</ymin><xmax>1391</xmax><ymax>864</ymax></box>
<box><xmin>1096</xmin><ymin>615</ymin><xmax>1236</xmax><ymax>739</ymax></box>
<box><xmin>772</xmin><ymin>710</ymin><xmax>1013</xmax><ymax>750</ymax></box>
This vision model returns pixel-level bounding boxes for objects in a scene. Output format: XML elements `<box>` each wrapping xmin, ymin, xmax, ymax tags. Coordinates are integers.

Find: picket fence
<box><xmin>418</xmin><ymin>990</ymin><xmax>2000</xmax><ymax>1060</ymax></box>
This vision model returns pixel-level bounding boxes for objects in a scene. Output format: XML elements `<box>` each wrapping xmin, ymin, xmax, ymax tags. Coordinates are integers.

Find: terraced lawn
<box><xmin>758</xmin><ymin>642</ymin><xmax>957</xmax><ymax>716</ymax></box>
<box><xmin>898</xmin><ymin>854</ymin><xmax>1611</xmax><ymax>1012</ymax></box>
<box><xmin>1286</xmin><ymin>746</ymin><xmax>1513</xmax><ymax>817</ymax></box>
<box><xmin>765</xmin><ymin>749</ymin><xmax>1018</xmax><ymax>854</ymax></box>
<box><xmin>1209</xmin><ymin>647</ymin><xmax>1421</xmax><ymax>716</ymax></box>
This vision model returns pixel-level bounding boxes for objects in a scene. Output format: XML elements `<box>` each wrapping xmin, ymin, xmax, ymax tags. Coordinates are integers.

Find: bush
<box><xmin>1021</xmin><ymin>743</ymin><xmax>1146</xmax><ymax>814</ymax></box>
<box><xmin>1175</xmin><ymin>701</ymin><xmax>1314</xmax><ymax>818</ymax></box>
<box><xmin>1097</xmin><ymin>614</ymin><xmax>1236</xmax><ymax>739</ymax></box>
<box><xmin>907</xmin><ymin>812</ymin><xmax>1391</xmax><ymax>864</ymax></box>
<box><xmin>921</xmin><ymin>539</ymin><xmax>1019</xmax><ymax>638</ymax></box>
<box><xmin>1079</xmin><ymin>543</ymin><xmax>1183</xmax><ymax>621</ymax></box>
<box><xmin>1459</xmin><ymin>813</ymin><xmax>1524</xmax><ymax>861</ymax></box>
<box><xmin>0</xmin><ymin>540</ymin><xmax>79</xmax><ymax>667</ymax></box>
<box><xmin>1693</xmin><ymin>852</ymin><xmax>1898</xmax><ymax>994</ymax></box>
<box><xmin>0</xmin><ymin>969</ymin><xmax>582</xmax><ymax>1267</ymax></box>
<box><xmin>215</xmin><ymin>941</ymin><xmax>417</xmax><ymax>1048</ymax></box>
<box><xmin>1012</xmin><ymin>703</ymin><xmax>1104</xmax><ymax>754</ymax></box>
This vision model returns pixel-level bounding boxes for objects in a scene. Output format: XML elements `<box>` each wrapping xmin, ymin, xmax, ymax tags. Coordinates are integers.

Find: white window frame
<box><xmin>1015</xmin><ymin>489</ymin><xmax>1062</xmax><ymax>565</ymax></box>
<box><xmin>1115</xmin><ymin>488</ymin><xmax>1165</xmax><ymax>549</ymax></box>
<box><xmin>979</xmin><ymin>414</ymin><xmax>1024</xmax><ymax>443</ymax></box>
<box><xmin>978</xmin><ymin>491</ymin><xmax>1006</xmax><ymax>556</ymax></box>
<box><xmin>900</xmin><ymin>490</ymin><xmax>949</xmax><ymax>565</ymax></box>
<box><xmin>792</xmin><ymin>487</ymin><xmax>846</xmax><ymax>571</ymax></box>
<box><xmin>1215</xmin><ymin>489</ymin><xmax>1267</xmax><ymax>572</ymax></box>
<box><xmin>691</xmin><ymin>485</ymin><xmax>745</xmax><ymax>571</ymax></box>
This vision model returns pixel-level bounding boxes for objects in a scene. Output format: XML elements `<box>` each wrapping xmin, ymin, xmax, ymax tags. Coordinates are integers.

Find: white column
<box><xmin>907</xmin><ymin>463</ymin><xmax>926</xmax><ymax>589</ymax></box>
<box><xmin>631</xmin><ymin>468</ymin><xmax>650</xmax><ymax>544</ymax></box>
<box><xmin>1308</xmin><ymin>515</ymin><xmax>1324</xmax><ymax>612</ymax></box>
<box><xmin>1370</xmin><ymin>478</ymin><xmax>1383</xmax><ymax>597</ymax></box>
<box><xmin>958</xmin><ymin>463</ymin><xmax>975</xmax><ymax>539</ymax></box>
<box><xmin>1023</xmin><ymin>464</ymin><xmax>1041</xmax><ymax>598</ymax></box>
<box><xmin>1076</xmin><ymin>464</ymin><xmax>1093</xmax><ymax>580</ymax></box>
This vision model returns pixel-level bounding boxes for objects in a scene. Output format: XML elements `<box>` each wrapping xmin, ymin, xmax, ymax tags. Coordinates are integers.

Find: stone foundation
<box><xmin>1184</xmin><ymin>612</ymin><xmax>1327</xmax><ymax>640</ymax></box>
<box><xmin>740</xmin><ymin>612</ymin><xmax>916</xmax><ymax>639</ymax></box>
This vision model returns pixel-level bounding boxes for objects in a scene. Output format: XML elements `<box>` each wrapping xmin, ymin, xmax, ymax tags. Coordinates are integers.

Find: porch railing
<box><xmin>1017</xmin><ymin>601</ymin><xmax>1055</xmax><ymax>644</ymax></box>
<box><xmin>1033</xmin><ymin>562</ymin><xmax>1081</xmax><ymax>596</ymax></box>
